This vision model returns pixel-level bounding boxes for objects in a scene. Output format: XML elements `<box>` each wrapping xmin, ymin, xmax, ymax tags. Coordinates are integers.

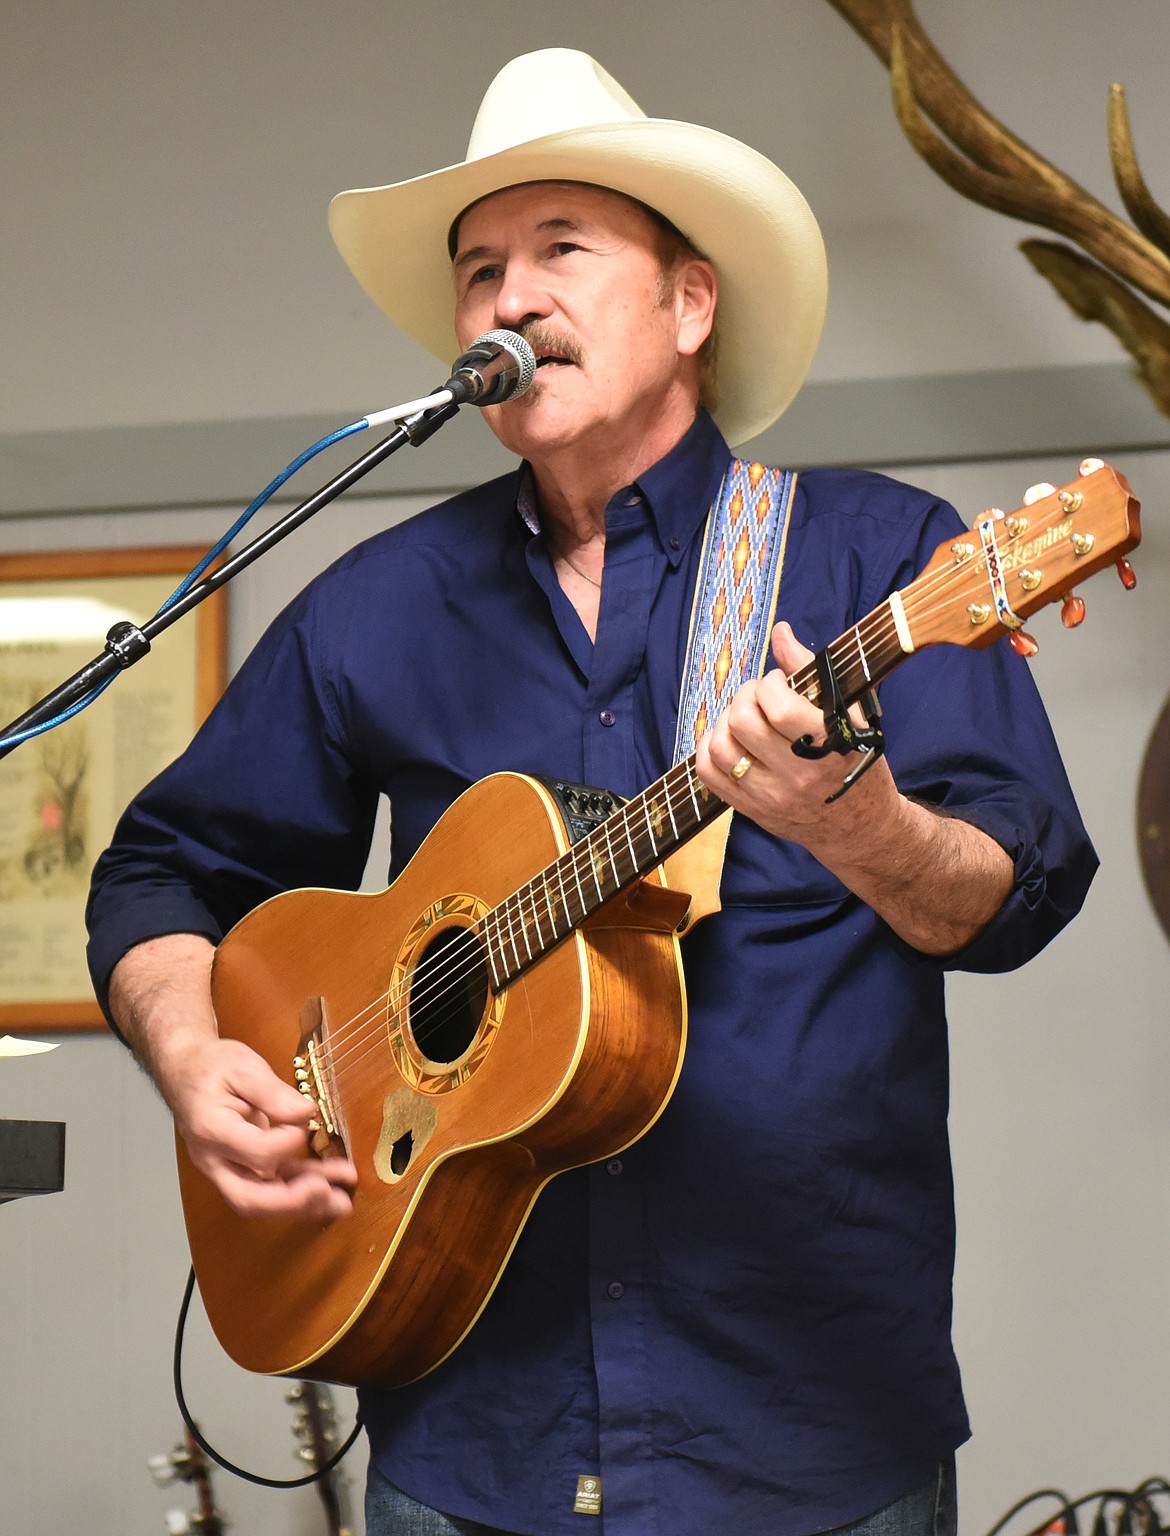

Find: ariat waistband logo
<box><xmin>573</xmin><ymin>1474</ymin><xmax>602</xmax><ymax>1515</ymax></box>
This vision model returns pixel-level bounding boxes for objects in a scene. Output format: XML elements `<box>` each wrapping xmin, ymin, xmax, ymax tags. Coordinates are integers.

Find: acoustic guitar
<box><xmin>178</xmin><ymin>461</ymin><xmax>1140</xmax><ymax>1388</ymax></box>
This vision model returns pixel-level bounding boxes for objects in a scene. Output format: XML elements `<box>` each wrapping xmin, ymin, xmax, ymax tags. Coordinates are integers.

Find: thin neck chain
<box><xmin>548</xmin><ymin>534</ymin><xmax>602</xmax><ymax>589</ymax></box>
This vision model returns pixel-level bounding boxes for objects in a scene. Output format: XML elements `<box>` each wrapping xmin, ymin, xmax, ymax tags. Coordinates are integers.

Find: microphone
<box><xmin>444</xmin><ymin>329</ymin><xmax>537</xmax><ymax>406</ymax></box>
<box><xmin>361</xmin><ymin>331</ymin><xmax>537</xmax><ymax>430</ymax></box>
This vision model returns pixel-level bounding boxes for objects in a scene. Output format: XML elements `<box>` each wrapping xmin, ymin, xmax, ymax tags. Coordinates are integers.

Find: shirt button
<box><xmin>599</xmin><ymin>709</ymin><xmax>616</xmax><ymax>727</ymax></box>
<box><xmin>669</xmin><ymin>537</ymin><xmax>680</xmax><ymax>551</ymax></box>
<box><xmin>607</xmin><ymin>1281</ymin><xmax>625</xmax><ymax>1300</ymax></box>
<box><xmin>606</xmin><ymin>1158</ymin><xmax>623</xmax><ymax>1176</ymax></box>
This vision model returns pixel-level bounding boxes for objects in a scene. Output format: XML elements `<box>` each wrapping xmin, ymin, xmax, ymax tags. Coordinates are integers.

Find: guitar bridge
<box><xmin>294</xmin><ymin>997</ymin><xmax>348</xmax><ymax>1159</ymax></box>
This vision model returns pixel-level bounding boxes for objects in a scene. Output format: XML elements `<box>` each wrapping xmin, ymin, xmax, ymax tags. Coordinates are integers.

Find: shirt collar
<box><xmin>516</xmin><ymin>409</ymin><xmax>732</xmax><ymax>567</ymax></box>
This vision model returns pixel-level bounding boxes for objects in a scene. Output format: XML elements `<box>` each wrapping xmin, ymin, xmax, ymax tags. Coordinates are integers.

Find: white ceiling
<box><xmin>3</xmin><ymin>0</ymin><xmax>1169</xmax><ymax>433</ymax></box>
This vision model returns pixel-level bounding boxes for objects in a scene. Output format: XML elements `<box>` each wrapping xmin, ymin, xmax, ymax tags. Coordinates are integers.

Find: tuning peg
<box><xmin>147</xmin><ymin>1453</ymin><xmax>177</xmax><ymax>1489</ymax></box>
<box><xmin>1023</xmin><ymin>482</ymin><xmax>1056</xmax><ymax>505</ymax></box>
<box><xmin>1078</xmin><ymin>457</ymin><xmax>1105</xmax><ymax>477</ymax></box>
<box><xmin>1060</xmin><ymin>593</ymin><xmax>1086</xmax><ymax>628</ymax></box>
<box><xmin>1116</xmin><ymin>557</ymin><xmax>1137</xmax><ymax>591</ymax></box>
<box><xmin>1009</xmin><ymin>630</ymin><xmax>1040</xmax><ymax>658</ymax></box>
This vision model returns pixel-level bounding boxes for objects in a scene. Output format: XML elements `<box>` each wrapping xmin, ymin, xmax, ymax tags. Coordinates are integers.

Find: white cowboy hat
<box><xmin>328</xmin><ymin>48</ymin><xmax>827</xmax><ymax>447</ymax></box>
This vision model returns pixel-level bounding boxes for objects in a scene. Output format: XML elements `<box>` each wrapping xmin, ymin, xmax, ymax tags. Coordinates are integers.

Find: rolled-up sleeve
<box><xmin>860</xmin><ymin>494</ymin><xmax>1098</xmax><ymax>973</ymax></box>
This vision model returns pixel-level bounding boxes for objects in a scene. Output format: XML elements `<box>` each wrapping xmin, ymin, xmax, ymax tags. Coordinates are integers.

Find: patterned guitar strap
<box><xmin>666</xmin><ymin>458</ymin><xmax>797</xmax><ymax>908</ymax></box>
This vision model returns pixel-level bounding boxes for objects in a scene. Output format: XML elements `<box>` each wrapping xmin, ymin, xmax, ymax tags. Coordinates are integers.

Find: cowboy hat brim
<box><xmin>329</xmin><ymin>118</ymin><xmax>827</xmax><ymax>447</ymax></box>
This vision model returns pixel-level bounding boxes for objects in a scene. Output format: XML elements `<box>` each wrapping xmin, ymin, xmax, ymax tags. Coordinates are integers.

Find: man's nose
<box><xmin>493</xmin><ymin>259</ymin><xmax>554</xmax><ymax>331</ymax></box>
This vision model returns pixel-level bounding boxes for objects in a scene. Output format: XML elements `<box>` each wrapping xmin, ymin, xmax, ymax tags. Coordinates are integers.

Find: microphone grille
<box><xmin>474</xmin><ymin>329</ymin><xmax>537</xmax><ymax>397</ymax></box>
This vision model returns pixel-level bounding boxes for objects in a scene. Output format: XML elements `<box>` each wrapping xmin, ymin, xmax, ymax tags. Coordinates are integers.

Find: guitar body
<box><xmin>178</xmin><ymin>772</ymin><xmax>688</xmax><ymax>1388</ymax></box>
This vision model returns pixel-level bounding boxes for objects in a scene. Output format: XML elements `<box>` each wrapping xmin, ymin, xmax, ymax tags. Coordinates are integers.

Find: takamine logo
<box><xmin>999</xmin><ymin>518</ymin><xmax>1073</xmax><ymax>571</ymax></box>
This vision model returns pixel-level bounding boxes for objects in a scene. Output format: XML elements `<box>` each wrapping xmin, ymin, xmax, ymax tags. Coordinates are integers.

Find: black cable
<box><xmin>173</xmin><ymin>1265</ymin><xmax>363</xmax><ymax>1490</ymax></box>
<box><xmin>985</xmin><ymin>1488</ymin><xmax>1079</xmax><ymax>1536</ymax></box>
<box><xmin>986</xmin><ymin>1482</ymin><xmax>1170</xmax><ymax>1536</ymax></box>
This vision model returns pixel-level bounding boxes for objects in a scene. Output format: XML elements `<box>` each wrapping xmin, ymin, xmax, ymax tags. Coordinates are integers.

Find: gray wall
<box><xmin>3</xmin><ymin>3</ymin><xmax>1170</xmax><ymax>1534</ymax></box>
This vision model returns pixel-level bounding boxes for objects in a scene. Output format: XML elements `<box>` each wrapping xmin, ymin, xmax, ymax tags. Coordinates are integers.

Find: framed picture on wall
<box><xmin>0</xmin><ymin>546</ymin><xmax>227</xmax><ymax>1032</ymax></box>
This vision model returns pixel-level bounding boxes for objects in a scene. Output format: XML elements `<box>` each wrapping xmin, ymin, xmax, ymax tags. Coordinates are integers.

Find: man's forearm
<box><xmin>108</xmin><ymin>931</ymin><xmax>356</xmax><ymax>1218</ymax></box>
<box><xmin>808</xmin><ymin>784</ymin><xmax>1015</xmax><ymax>956</ymax></box>
<box><xmin>107</xmin><ymin>932</ymin><xmax>218</xmax><ymax>1109</ymax></box>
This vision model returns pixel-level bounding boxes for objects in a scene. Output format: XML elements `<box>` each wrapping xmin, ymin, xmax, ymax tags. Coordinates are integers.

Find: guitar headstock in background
<box><xmin>288</xmin><ymin>1380</ymin><xmax>355</xmax><ymax>1536</ymax></box>
<box><xmin>146</xmin><ymin>1428</ymin><xmax>225</xmax><ymax>1536</ymax></box>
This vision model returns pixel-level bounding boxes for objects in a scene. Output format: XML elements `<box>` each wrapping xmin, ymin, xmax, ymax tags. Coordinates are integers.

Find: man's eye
<box><xmin>468</xmin><ymin>265</ymin><xmax>500</xmax><ymax>285</ymax></box>
<box><xmin>550</xmin><ymin>242</ymin><xmax>581</xmax><ymax>257</ymax></box>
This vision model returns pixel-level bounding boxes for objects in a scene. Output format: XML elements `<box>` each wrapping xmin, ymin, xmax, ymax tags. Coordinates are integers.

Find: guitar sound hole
<box><xmin>408</xmin><ymin>925</ymin><xmax>490</xmax><ymax>1065</ymax></box>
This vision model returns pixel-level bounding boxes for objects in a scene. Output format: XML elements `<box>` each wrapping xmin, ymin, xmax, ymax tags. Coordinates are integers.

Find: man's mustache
<box><xmin>517</xmin><ymin>323</ymin><xmax>585</xmax><ymax>369</ymax></box>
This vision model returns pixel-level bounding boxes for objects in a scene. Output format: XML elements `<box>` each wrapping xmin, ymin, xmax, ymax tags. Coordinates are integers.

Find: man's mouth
<box><xmin>524</xmin><ymin>328</ymin><xmax>584</xmax><ymax>372</ymax></box>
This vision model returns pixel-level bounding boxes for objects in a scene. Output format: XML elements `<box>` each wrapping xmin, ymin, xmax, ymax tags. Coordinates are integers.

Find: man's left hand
<box><xmin>695</xmin><ymin>621</ymin><xmax>1015</xmax><ymax>955</ymax></box>
<box><xmin>696</xmin><ymin>621</ymin><xmax>893</xmax><ymax>844</ymax></box>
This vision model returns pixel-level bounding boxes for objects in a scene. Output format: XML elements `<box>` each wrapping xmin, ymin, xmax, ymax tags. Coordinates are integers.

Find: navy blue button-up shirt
<box><xmin>87</xmin><ymin>411</ymin><xmax>1096</xmax><ymax>1536</ymax></box>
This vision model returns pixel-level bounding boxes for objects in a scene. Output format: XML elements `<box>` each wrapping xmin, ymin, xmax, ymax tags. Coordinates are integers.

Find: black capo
<box><xmin>790</xmin><ymin>646</ymin><xmax>885</xmax><ymax>803</ymax></box>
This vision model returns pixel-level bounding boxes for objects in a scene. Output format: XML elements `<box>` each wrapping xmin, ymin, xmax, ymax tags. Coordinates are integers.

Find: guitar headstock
<box><xmin>902</xmin><ymin>460</ymin><xmax>1141</xmax><ymax>654</ymax></box>
<box><xmin>146</xmin><ymin>1428</ymin><xmax>225</xmax><ymax>1536</ymax></box>
<box><xmin>288</xmin><ymin>1380</ymin><xmax>354</xmax><ymax>1536</ymax></box>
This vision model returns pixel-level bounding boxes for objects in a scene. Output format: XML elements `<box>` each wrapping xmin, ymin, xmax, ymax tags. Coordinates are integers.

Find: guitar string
<box><xmin>298</xmin><ymin>571</ymin><xmax>982</xmax><ymax>1084</ymax></box>
<box><xmin>301</xmin><ymin>541</ymin><xmax>1046</xmax><ymax>1084</ymax></box>
<box><xmin>295</xmin><ymin>500</ymin><xmax>1097</xmax><ymax>1085</ymax></box>
<box><xmin>315</xmin><ymin>756</ymin><xmax>709</xmax><ymax>1080</ymax></box>
<box><xmin>314</xmin><ymin>568</ymin><xmax>935</xmax><ymax>1084</ymax></box>
<box><xmin>317</xmin><ymin>751</ymin><xmax>754</xmax><ymax>1087</ymax></box>
<box><xmin>295</xmin><ymin>764</ymin><xmax>695</xmax><ymax>1082</ymax></box>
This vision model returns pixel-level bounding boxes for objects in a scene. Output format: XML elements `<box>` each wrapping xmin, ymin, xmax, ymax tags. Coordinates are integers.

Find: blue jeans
<box><xmin>365</xmin><ymin>1457</ymin><xmax>958</xmax><ymax>1536</ymax></box>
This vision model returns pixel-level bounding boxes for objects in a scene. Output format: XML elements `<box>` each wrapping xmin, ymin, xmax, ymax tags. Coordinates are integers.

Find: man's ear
<box><xmin>676</xmin><ymin>259</ymin><xmax>717</xmax><ymax>358</ymax></box>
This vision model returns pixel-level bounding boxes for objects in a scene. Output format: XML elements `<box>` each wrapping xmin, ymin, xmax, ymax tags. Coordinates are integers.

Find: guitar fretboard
<box><xmin>478</xmin><ymin>597</ymin><xmax>907</xmax><ymax>989</ymax></box>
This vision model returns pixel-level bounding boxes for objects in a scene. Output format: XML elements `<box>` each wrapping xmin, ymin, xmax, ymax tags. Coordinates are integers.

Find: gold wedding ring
<box><xmin>730</xmin><ymin>754</ymin><xmax>753</xmax><ymax>782</ymax></box>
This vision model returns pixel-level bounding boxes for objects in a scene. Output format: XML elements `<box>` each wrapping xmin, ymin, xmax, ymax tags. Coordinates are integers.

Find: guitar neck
<box><xmin>480</xmin><ymin>460</ymin><xmax>1142</xmax><ymax>989</ymax></box>
<box><xmin>479</xmin><ymin>593</ymin><xmax>910</xmax><ymax>990</ymax></box>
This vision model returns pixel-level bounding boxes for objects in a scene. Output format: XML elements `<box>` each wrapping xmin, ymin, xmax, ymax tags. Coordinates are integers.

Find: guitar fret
<box><xmin>622</xmin><ymin>805</ymin><xmax>639</xmax><ymax>871</ymax></box>
<box><xmin>683</xmin><ymin>759</ymin><xmax>702</xmax><ymax>816</ymax></box>
<box><xmin>482</xmin><ymin>916</ymin><xmax>502</xmax><ymax>991</ymax></box>
<box><xmin>521</xmin><ymin>887</ymin><xmax>536</xmax><ymax>959</ymax></box>
<box><xmin>506</xmin><ymin>899</ymin><xmax>522</xmax><ymax>973</ymax></box>
<box><xmin>642</xmin><ymin>794</ymin><xmax>660</xmax><ymax>858</ymax></box>
<box><xmin>663</xmin><ymin>777</ymin><xmax>680</xmax><ymax>840</ymax></box>
<box><xmin>527</xmin><ymin>880</ymin><xmax>543</xmax><ymax>952</ymax></box>
<box><xmin>854</xmin><ymin>622</ymin><xmax>871</xmax><ymax>683</ymax></box>
<box><xmin>587</xmin><ymin>833</ymin><xmax>605</xmax><ymax>903</ymax></box>
<box><xmin>538</xmin><ymin>869</ymin><xmax>555</xmax><ymax>944</ymax></box>
<box><xmin>555</xmin><ymin>857</ymin><xmax>573</xmax><ymax>935</ymax></box>
<box><xmin>570</xmin><ymin>843</ymin><xmax>588</xmax><ymax>914</ymax></box>
<box><xmin>601</xmin><ymin>817</ymin><xmax>622</xmax><ymax>891</ymax></box>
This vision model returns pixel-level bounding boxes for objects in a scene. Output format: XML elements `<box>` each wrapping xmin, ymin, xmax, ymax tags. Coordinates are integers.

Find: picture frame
<box><xmin>0</xmin><ymin>546</ymin><xmax>227</xmax><ymax>1031</ymax></box>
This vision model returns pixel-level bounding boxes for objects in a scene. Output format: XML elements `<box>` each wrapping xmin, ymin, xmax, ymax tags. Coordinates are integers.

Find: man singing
<box><xmin>88</xmin><ymin>48</ymin><xmax>1096</xmax><ymax>1536</ymax></box>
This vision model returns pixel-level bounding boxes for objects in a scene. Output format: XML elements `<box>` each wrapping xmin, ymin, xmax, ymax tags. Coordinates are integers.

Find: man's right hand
<box><xmin>108</xmin><ymin>933</ymin><xmax>357</xmax><ymax>1221</ymax></box>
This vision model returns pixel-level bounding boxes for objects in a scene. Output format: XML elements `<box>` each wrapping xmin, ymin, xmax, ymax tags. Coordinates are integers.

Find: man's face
<box><xmin>451</xmin><ymin>182</ymin><xmax>713</xmax><ymax>462</ymax></box>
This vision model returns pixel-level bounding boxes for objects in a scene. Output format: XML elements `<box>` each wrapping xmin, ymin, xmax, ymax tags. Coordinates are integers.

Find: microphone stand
<box><xmin>0</xmin><ymin>396</ymin><xmax>460</xmax><ymax>764</ymax></box>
